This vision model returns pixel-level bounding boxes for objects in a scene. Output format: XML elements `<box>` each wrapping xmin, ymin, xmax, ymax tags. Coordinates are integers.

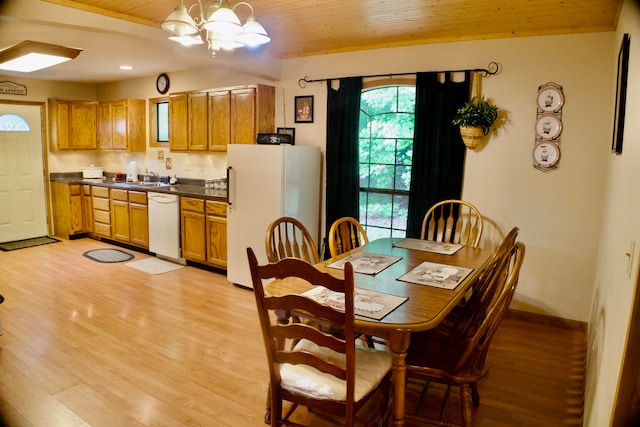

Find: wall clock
<box><xmin>156</xmin><ymin>73</ymin><xmax>170</xmax><ymax>94</ymax></box>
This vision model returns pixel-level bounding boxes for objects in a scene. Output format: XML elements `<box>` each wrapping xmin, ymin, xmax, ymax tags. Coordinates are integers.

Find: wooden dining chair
<box><xmin>440</xmin><ymin>226</ymin><xmax>520</xmax><ymax>337</ymax></box>
<box><xmin>421</xmin><ymin>199</ymin><xmax>484</xmax><ymax>247</ymax></box>
<box><xmin>328</xmin><ymin>216</ymin><xmax>369</xmax><ymax>258</ymax></box>
<box><xmin>247</xmin><ymin>247</ymin><xmax>392</xmax><ymax>427</ymax></box>
<box><xmin>265</xmin><ymin>216</ymin><xmax>320</xmax><ymax>264</ymax></box>
<box><xmin>405</xmin><ymin>242</ymin><xmax>525</xmax><ymax>427</ymax></box>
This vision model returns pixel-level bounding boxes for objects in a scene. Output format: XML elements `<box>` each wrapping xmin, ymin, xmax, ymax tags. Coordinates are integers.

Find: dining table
<box><xmin>264</xmin><ymin>237</ymin><xmax>493</xmax><ymax>426</ymax></box>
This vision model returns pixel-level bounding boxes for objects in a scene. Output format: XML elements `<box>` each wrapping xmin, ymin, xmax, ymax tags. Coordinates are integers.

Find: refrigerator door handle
<box><xmin>226</xmin><ymin>166</ymin><xmax>232</xmax><ymax>205</ymax></box>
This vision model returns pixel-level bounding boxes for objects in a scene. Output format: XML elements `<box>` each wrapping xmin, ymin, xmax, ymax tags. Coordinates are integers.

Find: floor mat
<box><xmin>83</xmin><ymin>248</ymin><xmax>134</xmax><ymax>263</ymax></box>
<box><xmin>0</xmin><ymin>236</ymin><xmax>59</xmax><ymax>251</ymax></box>
<box><xmin>125</xmin><ymin>257</ymin><xmax>185</xmax><ymax>275</ymax></box>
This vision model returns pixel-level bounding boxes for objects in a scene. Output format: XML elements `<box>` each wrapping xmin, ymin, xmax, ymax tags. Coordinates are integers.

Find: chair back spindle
<box><xmin>421</xmin><ymin>199</ymin><xmax>484</xmax><ymax>247</ymax></box>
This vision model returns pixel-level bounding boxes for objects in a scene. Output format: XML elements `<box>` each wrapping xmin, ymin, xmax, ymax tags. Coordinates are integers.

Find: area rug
<box><xmin>83</xmin><ymin>248</ymin><xmax>134</xmax><ymax>263</ymax></box>
<box><xmin>0</xmin><ymin>236</ymin><xmax>59</xmax><ymax>252</ymax></box>
<box><xmin>125</xmin><ymin>258</ymin><xmax>185</xmax><ymax>275</ymax></box>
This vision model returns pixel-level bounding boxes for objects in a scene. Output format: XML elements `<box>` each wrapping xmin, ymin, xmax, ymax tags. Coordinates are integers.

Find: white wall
<box><xmin>585</xmin><ymin>0</ymin><xmax>640</xmax><ymax>425</ymax></box>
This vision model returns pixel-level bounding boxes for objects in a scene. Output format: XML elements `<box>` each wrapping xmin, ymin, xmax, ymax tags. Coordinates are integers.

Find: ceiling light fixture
<box><xmin>161</xmin><ymin>0</ymin><xmax>270</xmax><ymax>57</ymax></box>
<box><xmin>0</xmin><ymin>40</ymin><xmax>82</xmax><ymax>73</ymax></box>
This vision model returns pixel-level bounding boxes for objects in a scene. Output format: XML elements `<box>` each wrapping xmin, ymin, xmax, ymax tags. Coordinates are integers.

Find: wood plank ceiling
<box><xmin>43</xmin><ymin>0</ymin><xmax>622</xmax><ymax>59</ymax></box>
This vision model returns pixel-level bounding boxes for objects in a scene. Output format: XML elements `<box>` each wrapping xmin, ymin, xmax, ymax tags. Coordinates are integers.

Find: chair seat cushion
<box><xmin>280</xmin><ymin>339</ymin><xmax>392</xmax><ymax>401</ymax></box>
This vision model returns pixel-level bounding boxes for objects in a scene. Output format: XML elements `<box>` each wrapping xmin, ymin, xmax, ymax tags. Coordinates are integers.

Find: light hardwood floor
<box><xmin>0</xmin><ymin>238</ymin><xmax>585</xmax><ymax>426</ymax></box>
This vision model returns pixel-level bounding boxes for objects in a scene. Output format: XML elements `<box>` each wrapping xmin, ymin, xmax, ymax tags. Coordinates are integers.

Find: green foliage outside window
<box><xmin>359</xmin><ymin>85</ymin><xmax>416</xmax><ymax>240</ymax></box>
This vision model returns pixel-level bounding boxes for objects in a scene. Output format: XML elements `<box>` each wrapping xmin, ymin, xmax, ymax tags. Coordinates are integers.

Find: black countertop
<box><xmin>50</xmin><ymin>175</ymin><xmax>228</xmax><ymax>202</ymax></box>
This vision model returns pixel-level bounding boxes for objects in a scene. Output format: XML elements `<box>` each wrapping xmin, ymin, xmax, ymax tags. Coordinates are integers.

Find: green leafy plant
<box><xmin>452</xmin><ymin>99</ymin><xmax>499</xmax><ymax>135</ymax></box>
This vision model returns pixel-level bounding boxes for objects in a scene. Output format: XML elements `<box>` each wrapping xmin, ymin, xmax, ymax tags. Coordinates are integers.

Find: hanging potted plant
<box><xmin>452</xmin><ymin>98</ymin><xmax>499</xmax><ymax>149</ymax></box>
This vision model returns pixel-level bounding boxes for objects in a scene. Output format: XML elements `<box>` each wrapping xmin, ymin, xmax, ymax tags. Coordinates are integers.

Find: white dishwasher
<box><xmin>148</xmin><ymin>192</ymin><xmax>184</xmax><ymax>262</ymax></box>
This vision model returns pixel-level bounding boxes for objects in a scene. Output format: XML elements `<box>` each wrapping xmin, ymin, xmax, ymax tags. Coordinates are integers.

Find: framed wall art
<box><xmin>612</xmin><ymin>33</ymin><xmax>630</xmax><ymax>155</ymax></box>
<box><xmin>294</xmin><ymin>95</ymin><xmax>314</xmax><ymax>123</ymax></box>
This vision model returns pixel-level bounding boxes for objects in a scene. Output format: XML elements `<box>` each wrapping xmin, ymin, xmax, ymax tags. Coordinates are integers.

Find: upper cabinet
<box><xmin>169</xmin><ymin>93</ymin><xmax>189</xmax><ymax>151</ymax></box>
<box><xmin>208</xmin><ymin>90</ymin><xmax>231</xmax><ymax>151</ymax></box>
<box><xmin>169</xmin><ymin>84</ymin><xmax>275</xmax><ymax>152</ymax></box>
<box><xmin>49</xmin><ymin>99</ymin><xmax>98</xmax><ymax>151</ymax></box>
<box><xmin>50</xmin><ymin>98</ymin><xmax>145</xmax><ymax>152</ymax></box>
<box><xmin>98</xmin><ymin>99</ymin><xmax>146</xmax><ymax>152</ymax></box>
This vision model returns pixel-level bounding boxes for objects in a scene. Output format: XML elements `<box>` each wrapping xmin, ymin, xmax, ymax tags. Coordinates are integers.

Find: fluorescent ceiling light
<box><xmin>0</xmin><ymin>40</ymin><xmax>82</xmax><ymax>72</ymax></box>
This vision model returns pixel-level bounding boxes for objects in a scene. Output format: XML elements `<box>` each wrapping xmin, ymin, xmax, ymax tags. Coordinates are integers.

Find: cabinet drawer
<box><xmin>206</xmin><ymin>201</ymin><xmax>227</xmax><ymax>217</ymax></box>
<box><xmin>92</xmin><ymin>186</ymin><xmax>110</xmax><ymax>198</ymax></box>
<box><xmin>93</xmin><ymin>197</ymin><xmax>110</xmax><ymax>211</ymax></box>
<box><xmin>94</xmin><ymin>222</ymin><xmax>111</xmax><ymax>237</ymax></box>
<box><xmin>129</xmin><ymin>191</ymin><xmax>147</xmax><ymax>205</ymax></box>
<box><xmin>94</xmin><ymin>209</ymin><xmax>110</xmax><ymax>224</ymax></box>
<box><xmin>111</xmin><ymin>189</ymin><xmax>128</xmax><ymax>202</ymax></box>
<box><xmin>69</xmin><ymin>184</ymin><xmax>82</xmax><ymax>196</ymax></box>
<box><xmin>181</xmin><ymin>197</ymin><xmax>204</xmax><ymax>212</ymax></box>
<box><xmin>83</xmin><ymin>185</ymin><xmax>92</xmax><ymax>196</ymax></box>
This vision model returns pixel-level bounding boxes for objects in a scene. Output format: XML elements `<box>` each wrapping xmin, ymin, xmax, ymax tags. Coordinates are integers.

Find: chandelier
<box><xmin>161</xmin><ymin>0</ymin><xmax>270</xmax><ymax>56</ymax></box>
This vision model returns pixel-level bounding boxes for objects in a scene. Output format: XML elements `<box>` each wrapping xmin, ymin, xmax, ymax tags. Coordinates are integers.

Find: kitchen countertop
<box><xmin>50</xmin><ymin>176</ymin><xmax>228</xmax><ymax>202</ymax></box>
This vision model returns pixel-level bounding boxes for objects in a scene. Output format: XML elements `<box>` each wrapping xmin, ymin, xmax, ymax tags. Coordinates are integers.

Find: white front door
<box><xmin>0</xmin><ymin>103</ymin><xmax>48</xmax><ymax>243</ymax></box>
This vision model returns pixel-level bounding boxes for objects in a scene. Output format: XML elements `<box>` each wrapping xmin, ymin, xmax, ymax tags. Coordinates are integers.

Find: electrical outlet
<box><xmin>627</xmin><ymin>240</ymin><xmax>636</xmax><ymax>278</ymax></box>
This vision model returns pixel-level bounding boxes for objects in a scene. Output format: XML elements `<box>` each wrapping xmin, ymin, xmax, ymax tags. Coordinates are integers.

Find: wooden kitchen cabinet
<box><xmin>205</xmin><ymin>200</ymin><xmax>227</xmax><ymax>268</ymax></box>
<box><xmin>129</xmin><ymin>191</ymin><xmax>149</xmax><ymax>248</ymax></box>
<box><xmin>49</xmin><ymin>98</ymin><xmax>98</xmax><ymax>151</ymax></box>
<box><xmin>98</xmin><ymin>99</ymin><xmax>146</xmax><ymax>151</ymax></box>
<box><xmin>208</xmin><ymin>90</ymin><xmax>231</xmax><ymax>151</ymax></box>
<box><xmin>111</xmin><ymin>189</ymin><xmax>130</xmax><ymax>242</ymax></box>
<box><xmin>111</xmin><ymin>189</ymin><xmax>148</xmax><ymax>248</ymax></box>
<box><xmin>82</xmin><ymin>185</ymin><xmax>93</xmax><ymax>233</ymax></box>
<box><xmin>169</xmin><ymin>84</ymin><xmax>274</xmax><ymax>152</ymax></box>
<box><xmin>231</xmin><ymin>84</ymin><xmax>275</xmax><ymax>145</ymax></box>
<box><xmin>50</xmin><ymin>182</ymin><xmax>84</xmax><ymax>239</ymax></box>
<box><xmin>180</xmin><ymin>197</ymin><xmax>227</xmax><ymax>269</ymax></box>
<box><xmin>188</xmin><ymin>92</ymin><xmax>208</xmax><ymax>151</ymax></box>
<box><xmin>169</xmin><ymin>93</ymin><xmax>188</xmax><ymax>151</ymax></box>
<box><xmin>181</xmin><ymin>197</ymin><xmax>206</xmax><ymax>262</ymax></box>
<box><xmin>97</xmin><ymin>102</ymin><xmax>113</xmax><ymax>149</ymax></box>
<box><xmin>92</xmin><ymin>186</ymin><xmax>111</xmax><ymax>238</ymax></box>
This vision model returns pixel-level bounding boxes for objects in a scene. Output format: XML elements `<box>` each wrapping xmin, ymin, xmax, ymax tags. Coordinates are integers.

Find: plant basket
<box><xmin>459</xmin><ymin>125</ymin><xmax>486</xmax><ymax>149</ymax></box>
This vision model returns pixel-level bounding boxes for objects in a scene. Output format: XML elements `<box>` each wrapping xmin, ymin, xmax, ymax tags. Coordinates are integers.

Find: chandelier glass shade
<box><xmin>161</xmin><ymin>0</ymin><xmax>270</xmax><ymax>56</ymax></box>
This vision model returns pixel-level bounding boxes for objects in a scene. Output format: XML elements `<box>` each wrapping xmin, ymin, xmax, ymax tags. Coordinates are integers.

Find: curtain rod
<box><xmin>298</xmin><ymin>61</ymin><xmax>500</xmax><ymax>88</ymax></box>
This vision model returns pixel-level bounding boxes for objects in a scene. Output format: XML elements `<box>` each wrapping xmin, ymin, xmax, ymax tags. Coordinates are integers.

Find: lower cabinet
<box><xmin>206</xmin><ymin>200</ymin><xmax>227</xmax><ymax>269</ymax></box>
<box><xmin>181</xmin><ymin>197</ymin><xmax>227</xmax><ymax>269</ymax></box>
<box><xmin>111</xmin><ymin>189</ymin><xmax>148</xmax><ymax>249</ymax></box>
<box><xmin>129</xmin><ymin>192</ymin><xmax>149</xmax><ymax>248</ymax></box>
<box><xmin>82</xmin><ymin>185</ymin><xmax>93</xmax><ymax>233</ymax></box>
<box><xmin>51</xmin><ymin>182</ymin><xmax>84</xmax><ymax>239</ymax></box>
<box><xmin>92</xmin><ymin>186</ymin><xmax>112</xmax><ymax>238</ymax></box>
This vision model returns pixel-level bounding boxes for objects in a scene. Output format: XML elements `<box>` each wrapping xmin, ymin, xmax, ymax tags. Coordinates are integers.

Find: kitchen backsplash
<box><xmin>48</xmin><ymin>149</ymin><xmax>229</xmax><ymax>181</ymax></box>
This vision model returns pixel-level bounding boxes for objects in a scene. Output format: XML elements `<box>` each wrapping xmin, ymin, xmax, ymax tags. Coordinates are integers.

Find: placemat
<box><xmin>397</xmin><ymin>261</ymin><xmax>473</xmax><ymax>290</ymax></box>
<box><xmin>392</xmin><ymin>238</ymin><xmax>463</xmax><ymax>255</ymax></box>
<box><xmin>301</xmin><ymin>286</ymin><xmax>408</xmax><ymax>320</ymax></box>
<box><xmin>326</xmin><ymin>252</ymin><xmax>402</xmax><ymax>275</ymax></box>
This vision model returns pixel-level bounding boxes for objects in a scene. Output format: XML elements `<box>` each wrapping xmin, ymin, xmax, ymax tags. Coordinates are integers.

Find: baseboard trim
<box><xmin>506</xmin><ymin>308</ymin><xmax>587</xmax><ymax>332</ymax></box>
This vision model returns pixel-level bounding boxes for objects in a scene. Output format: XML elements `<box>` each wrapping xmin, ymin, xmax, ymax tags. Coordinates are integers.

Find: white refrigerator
<box><xmin>226</xmin><ymin>144</ymin><xmax>321</xmax><ymax>288</ymax></box>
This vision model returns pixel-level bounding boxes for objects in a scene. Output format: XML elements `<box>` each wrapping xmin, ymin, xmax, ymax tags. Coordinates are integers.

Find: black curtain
<box><xmin>406</xmin><ymin>72</ymin><xmax>471</xmax><ymax>238</ymax></box>
<box><xmin>325</xmin><ymin>77</ymin><xmax>363</xmax><ymax>245</ymax></box>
